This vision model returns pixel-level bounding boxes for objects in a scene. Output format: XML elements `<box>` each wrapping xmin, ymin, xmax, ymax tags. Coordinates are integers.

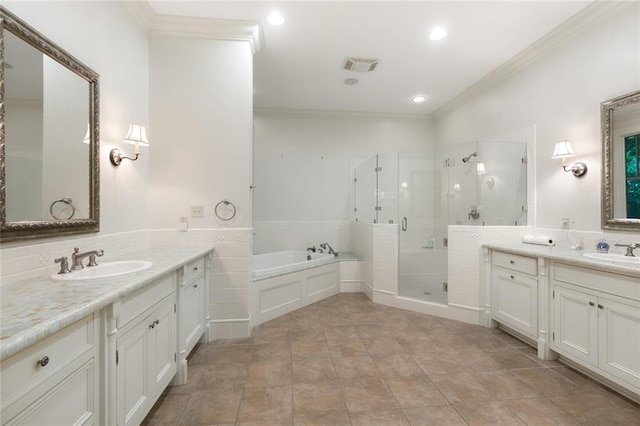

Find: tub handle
<box><xmin>402</xmin><ymin>217</ymin><xmax>407</xmax><ymax>231</ymax></box>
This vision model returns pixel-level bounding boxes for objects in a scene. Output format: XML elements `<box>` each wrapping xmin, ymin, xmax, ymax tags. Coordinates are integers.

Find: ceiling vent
<box><xmin>342</xmin><ymin>57</ymin><xmax>380</xmax><ymax>73</ymax></box>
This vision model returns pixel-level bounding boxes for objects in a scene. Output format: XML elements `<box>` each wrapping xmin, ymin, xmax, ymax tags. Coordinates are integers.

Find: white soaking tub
<box><xmin>251</xmin><ymin>250</ymin><xmax>339</xmax><ymax>325</ymax></box>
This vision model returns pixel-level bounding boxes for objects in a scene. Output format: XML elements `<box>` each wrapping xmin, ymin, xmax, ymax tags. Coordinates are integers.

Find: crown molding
<box><xmin>123</xmin><ymin>1</ymin><xmax>264</xmax><ymax>54</ymax></box>
<box><xmin>433</xmin><ymin>0</ymin><xmax>634</xmax><ymax>119</ymax></box>
<box><xmin>254</xmin><ymin>107</ymin><xmax>431</xmax><ymax>121</ymax></box>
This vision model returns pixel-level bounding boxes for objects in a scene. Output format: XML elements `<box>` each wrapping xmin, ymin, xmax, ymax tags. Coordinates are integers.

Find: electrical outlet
<box><xmin>561</xmin><ymin>217</ymin><xmax>571</xmax><ymax>230</ymax></box>
<box><xmin>190</xmin><ymin>206</ymin><xmax>205</xmax><ymax>218</ymax></box>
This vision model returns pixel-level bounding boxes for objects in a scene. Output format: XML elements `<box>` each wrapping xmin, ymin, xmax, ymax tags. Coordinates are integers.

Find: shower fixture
<box><xmin>462</xmin><ymin>152</ymin><xmax>477</xmax><ymax>163</ymax></box>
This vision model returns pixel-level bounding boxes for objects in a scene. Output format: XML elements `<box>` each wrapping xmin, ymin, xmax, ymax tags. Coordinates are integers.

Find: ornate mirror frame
<box><xmin>0</xmin><ymin>7</ymin><xmax>100</xmax><ymax>242</ymax></box>
<box><xmin>601</xmin><ymin>89</ymin><xmax>640</xmax><ymax>231</ymax></box>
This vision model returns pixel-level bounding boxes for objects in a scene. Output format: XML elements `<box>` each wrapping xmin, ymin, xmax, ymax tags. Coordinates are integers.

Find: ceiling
<box><xmin>148</xmin><ymin>1</ymin><xmax>592</xmax><ymax>116</ymax></box>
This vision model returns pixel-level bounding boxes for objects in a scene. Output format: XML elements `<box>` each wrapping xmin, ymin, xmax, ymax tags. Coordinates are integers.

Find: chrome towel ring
<box><xmin>215</xmin><ymin>199</ymin><xmax>237</xmax><ymax>221</ymax></box>
<box><xmin>49</xmin><ymin>198</ymin><xmax>76</xmax><ymax>220</ymax></box>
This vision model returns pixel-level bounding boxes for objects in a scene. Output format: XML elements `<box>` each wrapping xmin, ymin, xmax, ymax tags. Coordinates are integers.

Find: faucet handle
<box><xmin>54</xmin><ymin>257</ymin><xmax>71</xmax><ymax>274</ymax></box>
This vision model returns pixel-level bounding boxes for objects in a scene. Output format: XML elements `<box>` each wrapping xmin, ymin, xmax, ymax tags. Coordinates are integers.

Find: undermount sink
<box><xmin>51</xmin><ymin>260</ymin><xmax>153</xmax><ymax>281</ymax></box>
<box><xmin>582</xmin><ymin>253</ymin><xmax>640</xmax><ymax>264</ymax></box>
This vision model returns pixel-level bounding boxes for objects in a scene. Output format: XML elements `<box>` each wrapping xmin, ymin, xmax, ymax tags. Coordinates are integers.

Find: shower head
<box><xmin>462</xmin><ymin>152</ymin><xmax>477</xmax><ymax>163</ymax></box>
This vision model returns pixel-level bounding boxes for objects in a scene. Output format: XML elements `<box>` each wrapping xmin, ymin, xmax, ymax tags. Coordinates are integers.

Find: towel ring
<box><xmin>49</xmin><ymin>198</ymin><xmax>76</xmax><ymax>220</ymax></box>
<box><xmin>215</xmin><ymin>199</ymin><xmax>237</xmax><ymax>221</ymax></box>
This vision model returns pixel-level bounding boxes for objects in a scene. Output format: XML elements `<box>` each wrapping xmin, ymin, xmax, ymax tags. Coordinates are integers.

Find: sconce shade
<box><xmin>551</xmin><ymin>140</ymin><xmax>575</xmax><ymax>159</ymax></box>
<box><xmin>123</xmin><ymin>124</ymin><xmax>149</xmax><ymax>146</ymax></box>
<box><xmin>476</xmin><ymin>162</ymin><xmax>487</xmax><ymax>175</ymax></box>
<box><xmin>83</xmin><ymin>124</ymin><xmax>90</xmax><ymax>144</ymax></box>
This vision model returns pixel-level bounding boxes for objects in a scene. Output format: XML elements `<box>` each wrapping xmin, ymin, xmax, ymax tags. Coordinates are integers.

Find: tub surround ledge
<box><xmin>0</xmin><ymin>244</ymin><xmax>214</xmax><ymax>361</ymax></box>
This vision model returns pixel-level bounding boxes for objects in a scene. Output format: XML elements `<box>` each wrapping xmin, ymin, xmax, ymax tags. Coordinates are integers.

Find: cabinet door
<box><xmin>598</xmin><ymin>296</ymin><xmax>640</xmax><ymax>388</ymax></box>
<box><xmin>6</xmin><ymin>360</ymin><xmax>95</xmax><ymax>426</ymax></box>
<box><xmin>116</xmin><ymin>318</ymin><xmax>150</xmax><ymax>426</ymax></box>
<box><xmin>181</xmin><ymin>275</ymin><xmax>205</xmax><ymax>354</ymax></box>
<box><xmin>552</xmin><ymin>285</ymin><xmax>598</xmax><ymax>366</ymax></box>
<box><xmin>148</xmin><ymin>298</ymin><xmax>176</xmax><ymax>398</ymax></box>
<box><xmin>492</xmin><ymin>269</ymin><xmax>538</xmax><ymax>338</ymax></box>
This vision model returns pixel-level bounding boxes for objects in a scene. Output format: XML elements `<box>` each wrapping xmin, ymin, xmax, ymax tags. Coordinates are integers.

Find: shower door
<box><xmin>397</xmin><ymin>151</ymin><xmax>448</xmax><ymax>304</ymax></box>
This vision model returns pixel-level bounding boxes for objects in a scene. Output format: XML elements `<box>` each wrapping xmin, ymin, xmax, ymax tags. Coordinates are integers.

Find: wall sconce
<box><xmin>110</xmin><ymin>124</ymin><xmax>149</xmax><ymax>166</ymax></box>
<box><xmin>476</xmin><ymin>161</ymin><xmax>487</xmax><ymax>175</ymax></box>
<box><xmin>552</xmin><ymin>140</ymin><xmax>587</xmax><ymax>177</ymax></box>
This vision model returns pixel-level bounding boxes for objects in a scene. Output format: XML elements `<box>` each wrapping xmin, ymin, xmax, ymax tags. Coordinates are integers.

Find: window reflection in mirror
<box><xmin>611</xmin><ymin>101</ymin><xmax>640</xmax><ymax>220</ymax></box>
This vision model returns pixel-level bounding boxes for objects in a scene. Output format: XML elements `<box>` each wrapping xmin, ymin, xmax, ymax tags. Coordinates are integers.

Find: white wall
<box><xmin>148</xmin><ymin>36</ymin><xmax>253</xmax><ymax>230</ymax></box>
<box><xmin>2</xmin><ymin>1</ymin><xmax>150</xmax><ymax>237</ymax></box>
<box><xmin>434</xmin><ymin>4</ymin><xmax>640</xmax><ymax>233</ymax></box>
<box><xmin>253</xmin><ymin>111</ymin><xmax>433</xmax><ymax>252</ymax></box>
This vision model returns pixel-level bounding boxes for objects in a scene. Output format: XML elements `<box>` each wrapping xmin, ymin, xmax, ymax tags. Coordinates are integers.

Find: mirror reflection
<box><xmin>4</xmin><ymin>30</ymin><xmax>90</xmax><ymax>222</ymax></box>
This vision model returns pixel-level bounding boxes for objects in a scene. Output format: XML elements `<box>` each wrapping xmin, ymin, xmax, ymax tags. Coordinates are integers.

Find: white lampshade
<box><xmin>476</xmin><ymin>162</ymin><xmax>487</xmax><ymax>175</ymax></box>
<box><xmin>552</xmin><ymin>140</ymin><xmax>575</xmax><ymax>159</ymax></box>
<box><xmin>123</xmin><ymin>124</ymin><xmax>149</xmax><ymax>147</ymax></box>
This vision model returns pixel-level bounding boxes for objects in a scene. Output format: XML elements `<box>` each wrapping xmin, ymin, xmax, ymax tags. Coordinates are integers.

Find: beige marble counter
<box><xmin>483</xmin><ymin>242</ymin><xmax>640</xmax><ymax>278</ymax></box>
<box><xmin>0</xmin><ymin>244</ymin><xmax>214</xmax><ymax>361</ymax></box>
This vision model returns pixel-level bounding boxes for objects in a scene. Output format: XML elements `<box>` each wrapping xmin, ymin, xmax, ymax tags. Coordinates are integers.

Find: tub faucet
<box><xmin>614</xmin><ymin>243</ymin><xmax>640</xmax><ymax>257</ymax></box>
<box><xmin>71</xmin><ymin>247</ymin><xmax>104</xmax><ymax>270</ymax></box>
<box><xmin>319</xmin><ymin>242</ymin><xmax>338</xmax><ymax>258</ymax></box>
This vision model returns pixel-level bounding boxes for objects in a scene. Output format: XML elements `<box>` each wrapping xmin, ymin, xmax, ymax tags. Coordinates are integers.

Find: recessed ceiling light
<box><xmin>429</xmin><ymin>27</ymin><xmax>447</xmax><ymax>41</ymax></box>
<box><xmin>411</xmin><ymin>95</ymin><xmax>427</xmax><ymax>103</ymax></box>
<box><xmin>266</xmin><ymin>12</ymin><xmax>285</xmax><ymax>25</ymax></box>
<box><xmin>344</xmin><ymin>78</ymin><xmax>359</xmax><ymax>85</ymax></box>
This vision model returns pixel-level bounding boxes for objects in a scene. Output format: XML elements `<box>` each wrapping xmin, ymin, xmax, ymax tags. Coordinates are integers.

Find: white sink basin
<box><xmin>52</xmin><ymin>261</ymin><xmax>153</xmax><ymax>281</ymax></box>
<box><xmin>582</xmin><ymin>253</ymin><xmax>640</xmax><ymax>264</ymax></box>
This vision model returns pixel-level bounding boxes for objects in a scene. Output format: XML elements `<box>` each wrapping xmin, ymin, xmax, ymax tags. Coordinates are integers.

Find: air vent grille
<box><xmin>342</xmin><ymin>57</ymin><xmax>380</xmax><ymax>72</ymax></box>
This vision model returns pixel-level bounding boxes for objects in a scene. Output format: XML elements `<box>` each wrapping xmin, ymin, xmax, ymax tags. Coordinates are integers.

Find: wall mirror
<box><xmin>0</xmin><ymin>6</ymin><xmax>99</xmax><ymax>242</ymax></box>
<box><xmin>601</xmin><ymin>89</ymin><xmax>640</xmax><ymax>231</ymax></box>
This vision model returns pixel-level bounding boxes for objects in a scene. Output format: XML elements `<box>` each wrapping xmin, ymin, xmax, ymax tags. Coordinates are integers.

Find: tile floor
<box><xmin>143</xmin><ymin>293</ymin><xmax>640</xmax><ymax>425</ymax></box>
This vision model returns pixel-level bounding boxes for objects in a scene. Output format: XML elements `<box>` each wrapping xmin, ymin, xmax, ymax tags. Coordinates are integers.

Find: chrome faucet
<box><xmin>319</xmin><ymin>242</ymin><xmax>338</xmax><ymax>258</ymax></box>
<box><xmin>71</xmin><ymin>247</ymin><xmax>104</xmax><ymax>270</ymax></box>
<box><xmin>614</xmin><ymin>243</ymin><xmax>640</xmax><ymax>257</ymax></box>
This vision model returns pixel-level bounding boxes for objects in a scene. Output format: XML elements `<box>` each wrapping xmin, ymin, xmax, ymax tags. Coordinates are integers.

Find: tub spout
<box><xmin>319</xmin><ymin>242</ymin><xmax>338</xmax><ymax>258</ymax></box>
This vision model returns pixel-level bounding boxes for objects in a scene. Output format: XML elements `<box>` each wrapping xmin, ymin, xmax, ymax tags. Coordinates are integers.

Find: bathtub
<box><xmin>252</xmin><ymin>250</ymin><xmax>337</xmax><ymax>281</ymax></box>
<box><xmin>251</xmin><ymin>250</ymin><xmax>339</xmax><ymax>325</ymax></box>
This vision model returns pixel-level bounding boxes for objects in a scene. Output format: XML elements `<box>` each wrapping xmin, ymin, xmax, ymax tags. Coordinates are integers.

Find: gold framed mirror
<box><xmin>601</xmin><ymin>90</ymin><xmax>640</xmax><ymax>231</ymax></box>
<box><xmin>0</xmin><ymin>6</ymin><xmax>100</xmax><ymax>242</ymax></box>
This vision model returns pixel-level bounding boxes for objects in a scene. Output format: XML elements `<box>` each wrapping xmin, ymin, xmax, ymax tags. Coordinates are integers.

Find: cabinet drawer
<box><xmin>493</xmin><ymin>251</ymin><xmax>537</xmax><ymax>276</ymax></box>
<box><xmin>553</xmin><ymin>263</ymin><xmax>640</xmax><ymax>301</ymax></box>
<box><xmin>118</xmin><ymin>273</ymin><xmax>176</xmax><ymax>328</ymax></box>
<box><xmin>1</xmin><ymin>315</ymin><xmax>94</xmax><ymax>406</ymax></box>
<box><xmin>183</xmin><ymin>257</ymin><xmax>205</xmax><ymax>284</ymax></box>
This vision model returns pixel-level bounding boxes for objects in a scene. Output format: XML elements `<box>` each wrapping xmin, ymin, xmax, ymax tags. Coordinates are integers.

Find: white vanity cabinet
<box><xmin>113</xmin><ymin>273</ymin><xmax>177</xmax><ymax>426</ymax></box>
<box><xmin>1</xmin><ymin>314</ymin><xmax>100</xmax><ymax>425</ymax></box>
<box><xmin>174</xmin><ymin>255</ymin><xmax>207</xmax><ymax>385</ymax></box>
<box><xmin>551</xmin><ymin>262</ymin><xmax>640</xmax><ymax>395</ymax></box>
<box><xmin>491</xmin><ymin>250</ymin><xmax>539</xmax><ymax>339</ymax></box>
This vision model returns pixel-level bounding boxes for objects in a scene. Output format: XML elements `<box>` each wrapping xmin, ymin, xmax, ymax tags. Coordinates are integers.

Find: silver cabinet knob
<box><xmin>37</xmin><ymin>356</ymin><xmax>50</xmax><ymax>367</ymax></box>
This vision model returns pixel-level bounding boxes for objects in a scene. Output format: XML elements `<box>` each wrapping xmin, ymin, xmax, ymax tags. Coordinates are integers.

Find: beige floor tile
<box><xmin>196</xmin><ymin>365</ymin><xmax>247</xmax><ymax>390</ymax></box>
<box><xmin>245</xmin><ymin>358</ymin><xmax>292</xmax><ymax>387</ymax></box>
<box><xmin>290</xmin><ymin>327</ymin><xmax>325</xmax><ymax>341</ymax></box>
<box><xmin>355</xmin><ymin>324</ymin><xmax>392</xmax><ymax>339</ymax></box>
<box><xmin>548</xmin><ymin>366</ymin><xmax>607</xmax><ymax>394</ymax></box>
<box><xmin>323</xmin><ymin>325</ymin><xmax>359</xmax><ymax>340</ymax></box>
<box><xmin>237</xmin><ymin>385</ymin><xmax>293</xmax><ymax>423</ymax></box>
<box><xmin>549</xmin><ymin>393</ymin><xmax>640</xmax><ymax>425</ymax></box>
<box><xmin>291</xmin><ymin>340</ymin><xmax>331</xmax><ymax>358</ymax></box>
<box><xmin>470</xmin><ymin>370</ymin><xmax>540</xmax><ymax>400</ymax></box>
<box><xmin>429</xmin><ymin>371</ymin><xmax>493</xmax><ymax>403</ymax></box>
<box><xmin>253</xmin><ymin>341</ymin><xmax>291</xmax><ymax>360</ymax></box>
<box><xmin>395</xmin><ymin>336</ymin><xmax>440</xmax><ymax>353</ymax></box>
<box><xmin>510</xmin><ymin>367</ymin><xmax>582</xmax><ymax>397</ymax></box>
<box><xmin>362</xmin><ymin>337</ymin><xmax>406</xmax><ymax>356</ymax></box>
<box><xmin>401</xmin><ymin>406</ymin><xmax>467</xmax><ymax>425</ymax></box>
<box><xmin>501</xmin><ymin>397</ymin><xmax>583</xmax><ymax>425</ymax></box>
<box><xmin>327</xmin><ymin>338</ymin><xmax>369</xmax><ymax>358</ymax></box>
<box><xmin>167</xmin><ymin>364</ymin><xmax>206</xmax><ymax>395</ymax></box>
<box><xmin>483</xmin><ymin>347</ymin><xmax>544</xmax><ymax>370</ymax></box>
<box><xmin>350</xmin><ymin>409</ymin><xmax>409</xmax><ymax>425</ymax></box>
<box><xmin>341</xmin><ymin>376</ymin><xmax>399</xmax><ymax>413</ymax></box>
<box><xmin>348</xmin><ymin>311</ymin><xmax>380</xmax><ymax>325</ymax></box>
<box><xmin>515</xmin><ymin>345</ymin><xmax>564</xmax><ymax>367</ymax></box>
<box><xmin>453</xmin><ymin>400</ymin><xmax>526</xmax><ymax>425</ymax></box>
<box><xmin>372</xmin><ymin>354</ymin><xmax>423</xmax><ymax>379</ymax></box>
<box><xmin>385</xmin><ymin>376</ymin><xmax>449</xmax><ymax>408</ymax></box>
<box><xmin>188</xmin><ymin>343</ymin><xmax>218</xmax><ymax>365</ymax></box>
<box><xmin>255</xmin><ymin>327</ymin><xmax>291</xmax><ymax>343</ymax></box>
<box><xmin>293</xmin><ymin>410</ymin><xmax>351</xmax><ymax>426</ymax></box>
<box><xmin>292</xmin><ymin>357</ymin><xmax>337</xmax><ymax>384</ymax></box>
<box><xmin>333</xmin><ymin>356</ymin><xmax>381</xmax><ymax>379</ymax></box>
<box><xmin>142</xmin><ymin>393</ymin><xmax>190</xmax><ymax>424</ymax></box>
<box><xmin>178</xmin><ymin>388</ymin><xmax>243</xmax><ymax>425</ymax></box>
<box><xmin>292</xmin><ymin>382</ymin><xmax>346</xmax><ymax>415</ymax></box>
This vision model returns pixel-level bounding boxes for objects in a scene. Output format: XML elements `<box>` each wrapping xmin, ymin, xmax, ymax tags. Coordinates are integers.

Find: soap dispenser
<box><xmin>596</xmin><ymin>239</ymin><xmax>610</xmax><ymax>253</ymax></box>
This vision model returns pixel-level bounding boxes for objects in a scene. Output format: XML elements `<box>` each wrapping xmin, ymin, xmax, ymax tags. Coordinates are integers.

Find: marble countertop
<box><xmin>0</xmin><ymin>244</ymin><xmax>214</xmax><ymax>361</ymax></box>
<box><xmin>483</xmin><ymin>243</ymin><xmax>640</xmax><ymax>278</ymax></box>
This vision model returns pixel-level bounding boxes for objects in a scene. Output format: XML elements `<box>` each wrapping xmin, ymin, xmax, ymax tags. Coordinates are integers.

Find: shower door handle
<box><xmin>402</xmin><ymin>217</ymin><xmax>407</xmax><ymax>231</ymax></box>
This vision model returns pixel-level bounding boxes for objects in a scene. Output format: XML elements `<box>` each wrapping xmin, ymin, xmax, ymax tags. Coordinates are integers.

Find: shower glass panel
<box><xmin>377</xmin><ymin>152</ymin><xmax>399</xmax><ymax>224</ymax></box>
<box><xmin>354</xmin><ymin>155</ymin><xmax>377</xmax><ymax>223</ymax></box>
<box><xmin>397</xmin><ymin>151</ymin><xmax>447</xmax><ymax>304</ymax></box>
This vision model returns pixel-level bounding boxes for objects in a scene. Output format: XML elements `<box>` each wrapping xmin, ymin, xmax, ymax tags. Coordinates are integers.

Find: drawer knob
<box><xmin>509</xmin><ymin>260</ymin><xmax>515</xmax><ymax>264</ymax></box>
<box><xmin>193</xmin><ymin>267</ymin><xmax>198</xmax><ymax>271</ymax></box>
<box><xmin>597</xmin><ymin>304</ymin><xmax>604</xmax><ymax>309</ymax></box>
<box><xmin>37</xmin><ymin>356</ymin><xmax>50</xmax><ymax>367</ymax></box>
<box><xmin>510</xmin><ymin>275</ymin><xmax>515</xmax><ymax>279</ymax></box>
<box><xmin>589</xmin><ymin>301</ymin><xmax>595</xmax><ymax>306</ymax></box>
